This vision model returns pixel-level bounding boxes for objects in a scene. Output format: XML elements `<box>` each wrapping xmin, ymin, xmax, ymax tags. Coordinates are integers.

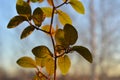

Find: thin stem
<box><xmin>55</xmin><ymin>0</ymin><xmax>68</xmax><ymax>8</ymax></box>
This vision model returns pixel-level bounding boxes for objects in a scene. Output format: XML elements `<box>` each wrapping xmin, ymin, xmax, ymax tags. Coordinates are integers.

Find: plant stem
<box><xmin>49</xmin><ymin>1</ymin><xmax>57</xmax><ymax>80</ymax></box>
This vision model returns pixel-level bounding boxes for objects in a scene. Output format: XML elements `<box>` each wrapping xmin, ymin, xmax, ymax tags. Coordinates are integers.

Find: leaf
<box><xmin>55</xmin><ymin>29</ymin><xmax>68</xmax><ymax>48</ymax></box>
<box><xmin>41</xmin><ymin>7</ymin><xmax>52</xmax><ymax>17</ymax></box>
<box><xmin>7</xmin><ymin>16</ymin><xmax>27</xmax><ymax>28</ymax></box>
<box><xmin>47</xmin><ymin>0</ymin><xmax>53</xmax><ymax>6</ymax></box>
<box><xmin>69</xmin><ymin>0</ymin><xmax>85</xmax><ymax>14</ymax></box>
<box><xmin>20</xmin><ymin>25</ymin><xmax>35</xmax><ymax>39</ymax></box>
<box><xmin>64</xmin><ymin>24</ymin><xmax>78</xmax><ymax>45</ymax></box>
<box><xmin>33</xmin><ymin>7</ymin><xmax>44</xmax><ymax>27</ymax></box>
<box><xmin>16</xmin><ymin>0</ymin><xmax>31</xmax><ymax>18</ymax></box>
<box><xmin>58</xmin><ymin>10</ymin><xmax>72</xmax><ymax>25</ymax></box>
<box><xmin>45</xmin><ymin>57</ymin><xmax>54</xmax><ymax>75</ymax></box>
<box><xmin>30</xmin><ymin>0</ymin><xmax>38</xmax><ymax>3</ymax></box>
<box><xmin>72</xmin><ymin>46</ymin><xmax>93</xmax><ymax>63</ymax></box>
<box><xmin>35</xmin><ymin>57</ymin><xmax>46</xmax><ymax>67</ymax></box>
<box><xmin>38</xmin><ymin>0</ymin><xmax>44</xmax><ymax>3</ymax></box>
<box><xmin>17</xmin><ymin>56</ymin><xmax>36</xmax><ymax>68</ymax></box>
<box><xmin>58</xmin><ymin>55</ymin><xmax>71</xmax><ymax>75</ymax></box>
<box><xmin>41</xmin><ymin>25</ymin><xmax>55</xmax><ymax>35</ymax></box>
<box><xmin>32</xmin><ymin>46</ymin><xmax>53</xmax><ymax>58</ymax></box>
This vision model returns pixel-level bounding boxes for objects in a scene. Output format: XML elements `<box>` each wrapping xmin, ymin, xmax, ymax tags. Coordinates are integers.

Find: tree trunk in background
<box><xmin>89</xmin><ymin>0</ymin><xmax>97</xmax><ymax>80</ymax></box>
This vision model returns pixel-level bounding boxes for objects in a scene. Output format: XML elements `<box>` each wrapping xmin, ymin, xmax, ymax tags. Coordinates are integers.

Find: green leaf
<box><xmin>64</xmin><ymin>24</ymin><xmax>78</xmax><ymax>45</ymax></box>
<box><xmin>35</xmin><ymin>57</ymin><xmax>46</xmax><ymax>67</ymax></box>
<box><xmin>45</xmin><ymin>57</ymin><xmax>54</xmax><ymax>75</ymax></box>
<box><xmin>32</xmin><ymin>46</ymin><xmax>53</xmax><ymax>58</ymax></box>
<box><xmin>58</xmin><ymin>55</ymin><xmax>71</xmax><ymax>75</ymax></box>
<box><xmin>17</xmin><ymin>56</ymin><xmax>36</xmax><ymax>68</ymax></box>
<box><xmin>33</xmin><ymin>7</ymin><xmax>45</xmax><ymax>27</ymax></box>
<box><xmin>41</xmin><ymin>7</ymin><xmax>52</xmax><ymax>17</ymax></box>
<box><xmin>20</xmin><ymin>25</ymin><xmax>35</xmax><ymax>39</ymax></box>
<box><xmin>16</xmin><ymin>0</ymin><xmax>31</xmax><ymax>18</ymax></box>
<box><xmin>7</xmin><ymin>16</ymin><xmax>27</xmax><ymax>28</ymax></box>
<box><xmin>69</xmin><ymin>0</ymin><xmax>85</xmax><ymax>14</ymax></box>
<box><xmin>58</xmin><ymin>10</ymin><xmax>72</xmax><ymax>25</ymax></box>
<box><xmin>55</xmin><ymin>29</ymin><xmax>69</xmax><ymax>48</ymax></box>
<box><xmin>72</xmin><ymin>46</ymin><xmax>93</xmax><ymax>63</ymax></box>
<box><xmin>30</xmin><ymin>0</ymin><xmax>38</xmax><ymax>3</ymax></box>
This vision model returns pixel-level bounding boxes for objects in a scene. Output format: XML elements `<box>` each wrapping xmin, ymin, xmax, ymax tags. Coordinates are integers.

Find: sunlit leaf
<box><xmin>32</xmin><ymin>46</ymin><xmax>53</xmax><ymax>58</ymax></box>
<box><xmin>69</xmin><ymin>0</ymin><xmax>85</xmax><ymax>14</ymax></box>
<box><xmin>17</xmin><ymin>56</ymin><xmax>36</xmax><ymax>68</ymax></box>
<box><xmin>41</xmin><ymin>7</ymin><xmax>52</xmax><ymax>17</ymax></box>
<box><xmin>58</xmin><ymin>55</ymin><xmax>71</xmax><ymax>75</ymax></box>
<box><xmin>41</xmin><ymin>25</ymin><xmax>55</xmax><ymax>35</ymax></box>
<box><xmin>35</xmin><ymin>57</ymin><xmax>46</xmax><ymax>67</ymax></box>
<box><xmin>33</xmin><ymin>7</ymin><xmax>44</xmax><ymax>27</ymax></box>
<box><xmin>47</xmin><ymin>0</ymin><xmax>53</xmax><ymax>6</ymax></box>
<box><xmin>58</xmin><ymin>10</ymin><xmax>72</xmax><ymax>25</ymax></box>
<box><xmin>64</xmin><ymin>24</ymin><xmax>78</xmax><ymax>45</ymax></box>
<box><xmin>45</xmin><ymin>57</ymin><xmax>54</xmax><ymax>75</ymax></box>
<box><xmin>7</xmin><ymin>16</ymin><xmax>27</xmax><ymax>28</ymax></box>
<box><xmin>16</xmin><ymin>0</ymin><xmax>31</xmax><ymax>18</ymax></box>
<box><xmin>30</xmin><ymin>0</ymin><xmax>38</xmax><ymax>3</ymax></box>
<box><xmin>20</xmin><ymin>25</ymin><xmax>35</xmax><ymax>39</ymax></box>
<box><xmin>55</xmin><ymin>29</ymin><xmax>68</xmax><ymax>48</ymax></box>
<box><xmin>72</xmin><ymin>46</ymin><xmax>93</xmax><ymax>63</ymax></box>
<box><xmin>38</xmin><ymin>0</ymin><xmax>44</xmax><ymax>3</ymax></box>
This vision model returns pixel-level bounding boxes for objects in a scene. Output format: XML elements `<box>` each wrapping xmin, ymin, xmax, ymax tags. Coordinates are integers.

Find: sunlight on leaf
<box><xmin>69</xmin><ymin>0</ymin><xmax>85</xmax><ymax>14</ymax></box>
<box><xmin>58</xmin><ymin>10</ymin><xmax>72</xmax><ymax>25</ymax></box>
<box><xmin>33</xmin><ymin>7</ymin><xmax>44</xmax><ymax>27</ymax></box>
<box><xmin>32</xmin><ymin>46</ymin><xmax>53</xmax><ymax>58</ymax></box>
<box><xmin>20</xmin><ymin>25</ymin><xmax>35</xmax><ymax>39</ymax></box>
<box><xmin>7</xmin><ymin>16</ymin><xmax>27</xmax><ymax>28</ymax></box>
<box><xmin>41</xmin><ymin>7</ymin><xmax>52</xmax><ymax>17</ymax></box>
<box><xmin>17</xmin><ymin>56</ymin><xmax>36</xmax><ymax>68</ymax></box>
<box><xmin>64</xmin><ymin>24</ymin><xmax>78</xmax><ymax>45</ymax></box>
<box><xmin>47</xmin><ymin>0</ymin><xmax>53</xmax><ymax>6</ymax></box>
<box><xmin>16</xmin><ymin>0</ymin><xmax>31</xmax><ymax>18</ymax></box>
<box><xmin>35</xmin><ymin>57</ymin><xmax>46</xmax><ymax>67</ymax></box>
<box><xmin>45</xmin><ymin>57</ymin><xmax>54</xmax><ymax>75</ymax></box>
<box><xmin>58</xmin><ymin>55</ymin><xmax>71</xmax><ymax>75</ymax></box>
<box><xmin>72</xmin><ymin>46</ymin><xmax>93</xmax><ymax>63</ymax></box>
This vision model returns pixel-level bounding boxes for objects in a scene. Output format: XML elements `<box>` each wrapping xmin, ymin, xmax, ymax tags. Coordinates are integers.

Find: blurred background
<box><xmin>0</xmin><ymin>0</ymin><xmax>120</xmax><ymax>80</ymax></box>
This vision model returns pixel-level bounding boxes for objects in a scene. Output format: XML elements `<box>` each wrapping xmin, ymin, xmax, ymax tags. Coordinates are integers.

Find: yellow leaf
<box><xmin>38</xmin><ymin>0</ymin><xmax>44</xmax><ymax>3</ymax></box>
<box><xmin>57</xmin><ymin>10</ymin><xmax>72</xmax><ymax>26</ymax></box>
<box><xmin>41</xmin><ymin>25</ymin><xmax>55</xmax><ymax>36</ymax></box>
<box><xmin>45</xmin><ymin>57</ymin><xmax>54</xmax><ymax>75</ymax></box>
<box><xmin>69</xmin><ymin>0</ymin><xmax>85</xmax><ymax>14</ymax></box>
<box><xmin>17</xmin><ymin>56</ymin><xmax>36</xmax><ymax>68</ymax></box>
<box><xmin>41</xmin><ymin>7</ymin><xmax>52</xmax><ymax>17</ymax></box>
<box><xmin>58</xmin><ymin>55</ymin><xmax>71</xmax><ymax>75</ymax></box>
<box><xmin>35</xmin><ymin>57</ymin><xmax>46</xmax><ymax>67</ymax></box>
<box><xmin>47</xmin><ymin>0</ymin><xmax>53</xmax><ymax>6</ymax></box>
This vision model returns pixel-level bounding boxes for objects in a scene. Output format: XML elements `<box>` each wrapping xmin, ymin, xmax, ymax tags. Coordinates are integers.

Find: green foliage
<box><xmin>64</xmin><ymin>24</ymin><xmax>78</xmax><ymax>45</ymax></box>
<box><xmin>72</xmin><ymin>46</ymin><xmax>93</xmax><ymax>63</ymax></box>
<box><xmin>7</xmin><ymin>0</ymin><xmax>93</xmax><ymax>80</ymax></box>
<box><xmin>21</xmin><ymin>25</ymin><xmax>35</xmax><ymax>39</ymax></box>
<box><xmin>17</xmin><ymin>56</ymin><xmax>36</xmax><ymax>68</ymax></box>
<box><xmin>16</xmin><ymin>0</ymin><xmax>31</xmax><ymax>19</ymax></box>
<box><xmin>33</xmin><ymin>7</ymin><xmax>44</xmax><ymax>27</ymax></box>
<box><xmin>32</xmin><ymin>46</ymin><xmax>53</xmax><ymax>58</ymax></box>
<box><xmin>58</xmin><ymin>55</ymin><xmax>71</xmax><ymax>75</ymax></box>
<box><xmin>7</xmin><ymin>16</ymin><xmax>27</xmax><ymax>28</ymax></box>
